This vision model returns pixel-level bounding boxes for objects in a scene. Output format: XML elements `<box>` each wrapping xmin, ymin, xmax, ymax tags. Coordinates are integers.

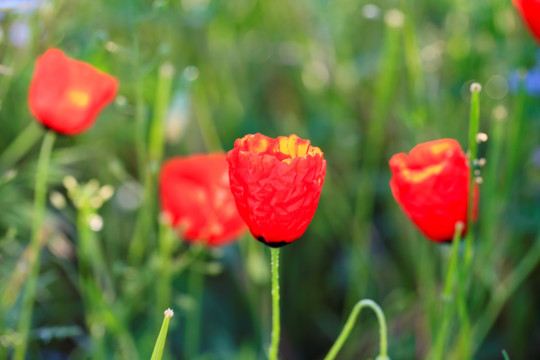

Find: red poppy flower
<box><xmin>227</xmin><ymin>133</ymin><xmax>326</xmax><ymax>247</ymax></box>
<box><xmin>28</xmin><ymin>48</ymin><xmax>118</xmax><ymax>135</ymax></box>
<box><xmin>160</xmin><ymin>153</ymin><xmax>247</xmax><ymax>247</ymax></box>
<box><xmin>514</xmin><ymin>0</ymin><xmax>540</xmax><ymax>43</ymax></box>
<box><xmin>389</xmin><ymin>139</ymin><xmax>478</xmax><ymax>242</ymax></box>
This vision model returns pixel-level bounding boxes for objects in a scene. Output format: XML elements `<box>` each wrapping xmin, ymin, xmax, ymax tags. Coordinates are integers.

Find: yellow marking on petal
<box><xmin>251</xmin><ymin>137</ymin><xmax>270</xmax><ymax>153</ymax></box>
<box><xmin>68</xmin><ymin>90</ymin><xmax>90</xmax><ymax>107</ymax></box>
<box><xmin>401</xmin><ymin>163</ymin><xmax>445</xmax><ymax>183</ymax></box>
<box><xmin>430</xmin><ymin>142</ymin><xmax>452</xmax><ymax>155</ymax></box>
<box><xmin>282</xmin><ymin>158</ymin><xmax>292</xmax><ymax>164</ymax></box>
<box><xmin>308</xmin><ymin>147</ymin><xmax>322</xmax><ymax>156</ymax></box>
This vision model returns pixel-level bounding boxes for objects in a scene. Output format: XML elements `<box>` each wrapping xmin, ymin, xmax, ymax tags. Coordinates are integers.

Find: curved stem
<box><xmin>13</xmin><ymin>131</ymin><xmax>56</xmax><ymax>360</ymax></box>
<box><xmin>324</xmin><ymin>299</ymin><xmax>389</xmax><ymax>360</ymax></box>
<box><xmin>268</xmin><ymin>248</ymin><xmax>281</xmax><ymax>360</ymax></box>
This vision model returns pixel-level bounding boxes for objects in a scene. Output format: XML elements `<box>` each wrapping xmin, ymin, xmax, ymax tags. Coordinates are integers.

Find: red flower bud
<box><xmin>159</xmin><ymin>153</ymin><xmax>247</xmax><ymax>247</ymax></box>
<box><xmin>514</xmin><ymin>0</ymin><xmax>540</xmax><ymax>43</ymax></box>
<box><xmin>227</xmin><ymin>133</ymin><xmax>326</xmax><ymax>247</ymax></box>
<box><xmin>389</xmin><ymin>139</ymin><xmax>478</xmax><ymax>242</ymax></box>
<box><xmin>29</xmin><ymin>48</ymin><xmax>118</xmax><ymax>135</ymax></box>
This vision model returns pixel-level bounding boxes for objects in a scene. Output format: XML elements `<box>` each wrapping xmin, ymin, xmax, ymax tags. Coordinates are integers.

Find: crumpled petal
<box><xmin>227</xmin><ymin>133</ymin><xmax>326</xmax><ymax>247</ymax></box>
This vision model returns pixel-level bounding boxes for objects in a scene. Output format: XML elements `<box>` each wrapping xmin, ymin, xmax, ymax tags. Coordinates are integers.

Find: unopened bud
<box><xmin>164</xmin><ymin>308</ymin><xmax>174</xmax><ymax>318</ymax></box>
<box><xmin>470</xmin><ymin>82</ymin><xmax>482</xmax><ymax>93</ymax></box>
<box><xmin>476</xmin><ymin>132</ymin><xmax>488</xmax><ymax>143</ymax></box>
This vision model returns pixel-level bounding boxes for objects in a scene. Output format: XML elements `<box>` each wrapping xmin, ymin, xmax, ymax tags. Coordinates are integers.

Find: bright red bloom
<box><xmin>29</xmin><ymin>48</ymin><xmax>118</xmax><ymax>135</ymax></box>
<box><xmin>160</xmin><ymin>153</ymin><xmax>246</xmax><ymax>247</ymax></box>
<box><xmin>227</xmin><ymin>133</ymin><xmax>326</xmax><ymax>247</ymax></box>
<box><xmin>389</xmin><ymin>139</ymin><xmax>478</xmax><ymax>242</ymax></box>
<box><xmin>514</xmin><ymin>0</ymin><xmax>540</xmax><ymax>43</ymax></box>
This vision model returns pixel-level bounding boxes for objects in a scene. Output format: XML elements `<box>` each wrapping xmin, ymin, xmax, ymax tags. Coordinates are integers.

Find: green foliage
<box><xmin>1</xmin><ymin>0</ymin><xmax>540</xmax><ymax>359</ymax></box>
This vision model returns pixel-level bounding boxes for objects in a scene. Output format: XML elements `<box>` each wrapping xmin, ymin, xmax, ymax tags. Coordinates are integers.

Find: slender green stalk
<box><xmin>324</xmin><ymin>299</ymin><xmax>389</xmax><ymax>360</ymax></box>
<box><xmin>464</xmin><ymin>83</ymin><xmax>481</xmax><ymax>267</ymax></box>
<box><xmin>346</xmin><ymin>10</ymin><xmax>403</xmax><ymax>311</ymax></box>
<box><xmin>129</xmin><ymin>62</ymin><xmax>175</xmax><ymax>264</ymax></box>
<box><xmin>504</xmin><ymin>76</ymin><xmax>527</xmax><ymax>197</ymax></box>
<box><xmin>400</xmin><ymin>0</ymin><xmax>426</xmax><ymax>130</ymax></box>
<box><xmin>472</xmin><ymin>235</ymin><xmax>540</xmax><ymax>354</ymax></box>
<box><xmin>151</xmin><ymin>309</ymin><xmax>174</xmax><ymax>360</ymax></box>
<box><xmin>13</xmin><ymin>131</ymin><xmax>56</xmax><ymax>360</ymax></box>
<box><xmin>77</xmin><ymin>206</ymin><xmax>106</xmax><ymax>359</ymax></box>
<box><xmin>268</xmin><ymin>248</ymin><xmax>281</xmax><ymax>360</ymax></box>
<box><xmin>0</xmin><ymin>121</ymin><xmax>43</xmax><ymax>174</ymax></box>
<box><xmin>157</xmin><ymin>215</ymin><xmax>176</xmax><ymax>318</ymax></box>
<box><xmin>431</xmin><ymin>222</ymin><xmax>464</xmax><ymax>360</ymax></box>
<box><xmin>184</xmin><ymin>246</ymin><xmax>206</xmax><ymax>358</ymax></box>
<box><xmin>192</xmin><ymin>82</ymin><xmax>223</xmax><ymax>152</ymax></box>
<box><xmin>454</xmin><ymin>270</ymin><xmax>471</xmax><ymax>360</ymax></box>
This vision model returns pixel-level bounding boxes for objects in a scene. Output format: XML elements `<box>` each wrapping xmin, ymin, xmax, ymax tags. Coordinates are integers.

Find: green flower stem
<box><xmin>13</xmin><ymin>131</ymin><xmax>56</xmax><ymax>360</ymax></box>
<box><xmin>431</xmin><ymin>222</ymin><xmax>464</xmax><ymax>360</ymax></box>
<box><xmin>151</xmin><ymin>309</ymin><xmax>174</xmax><ymax>360</ymax></box>
<box><xmin>269</xmin><ymin>248</ymin><xmax>281</xmax><ymax>360</ymax></box>
<box><xmin>0</xmin><ymin>121</ymin><xmax>43</xmax><ymax>174</ymax></box>
<box><xmin>129</xmin><ymin>62</ymin><xmax>175</xmax><ymax>264</ymax></box>
<box><xmin>323</xmin><ymin>299</ymin><xmax>389</xmax><ymax>360</ymax></box>
<box><xmin>184</xmin><ymin>246</ymin><xmax>206</xmax><ymax>359</ymax></box>
<box><xmin>465</xmin><ymin>83</ymin><xmax>481</xmax><ymax>267</ymax></box>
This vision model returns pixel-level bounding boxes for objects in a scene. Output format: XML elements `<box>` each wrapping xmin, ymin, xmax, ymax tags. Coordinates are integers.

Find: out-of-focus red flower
<box><xmin>389</xmin><ymin>139</ymin><xmax>478</xmax><ymax>242</ymax></box>
<box><xmin>29</xmin><ymin>48</ymin><xmax>118</xmax><ymax>135</ymax></box>
<box><xmin>227</xmin><ymin>133</ymin><xmax>326</xmax><ymax>247</ymax></box>
<box><xmin>160</xmin><ymin>153</ymin><xmax>246</xmax><ymax>247</ymax></box>
<box><xmin>514</xmin><ymin>0</ymin><xmax>540</xmax><ymax>43</ymax></box>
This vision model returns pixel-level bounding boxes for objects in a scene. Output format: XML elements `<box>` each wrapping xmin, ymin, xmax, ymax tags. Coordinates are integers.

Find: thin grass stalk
<box><xmin>192</xmin><ymin>82</ymin><xmax>223</xmax><ymax>152</ymax></box>
<box><xmin>346</xmin><ymin>9</ymin><xmax>403</xmax><ymax>311</ymax></box>
<box><xmin>431</xmin><ymin>222</ymin><xmax>464</xmax><ymax>360</ymax></box>
<box><xmin>184</xmin><ymin>246</ymin><xmax>207</xmax><ymax>358</ymax></box>
<box><xmin>13</xmin><ymin>131</ymin><xmax>55</xmax><ymax>360</ymax></box>
<box><xmin>157</xmin><ymin>215</ymin><xmax>176</xmax><ymax>321</ymax></box>
<box><xmin>0</xmin><ymin>121</ymin><xmax>43</xmax><ymax>174</ymax></box>
<box><xmin>471</xmin><ymin>235</ymin><xmax>540</xmax><ymax>354</ymax></box>
<box><xmin>77</xmin><ymin>205</ymin><xmax>107</xmax><ymax>359</ymax></box>
<box><xmin>151</xmin><ymin>309</ymin><xmax>174</xmax><ymax>360</ymax></box>
<box><xmin>129</xmin><ymin>63</ymin><xmax>175</xmax><ymax>264</ymax></box>
<box><xmin>464</xmin><ymin>83</ymin><xmax>481</xmax><ymax>267</ymax></box>
<box><xmin>400</xmin><ymin>0</ymin><xmax>426</xmax><ymax>130</ymax></box>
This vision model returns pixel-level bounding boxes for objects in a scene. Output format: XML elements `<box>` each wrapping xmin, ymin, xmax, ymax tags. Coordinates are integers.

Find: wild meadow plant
<box><xmin>1</xmin><ymin>0</ymin><xmax>540</xmax><ymax>359</ymax></box>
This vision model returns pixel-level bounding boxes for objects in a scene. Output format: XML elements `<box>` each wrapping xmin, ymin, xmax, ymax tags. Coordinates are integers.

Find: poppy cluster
<box><xmin>29</xmin><ymin>48</ymin><xmax>118</xmax><ymax>135</ymax></box>
<box><xmin>389</xmin><ymin>139</ymin><xmax>477</xmax><ymax>242</ymax></box>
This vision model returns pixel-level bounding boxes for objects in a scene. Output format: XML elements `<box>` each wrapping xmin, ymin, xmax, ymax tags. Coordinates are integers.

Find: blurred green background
<box><xmin>1</xmin><ymin>0</ymin><xmax>540</xmax><ymax>359</ymax></box>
